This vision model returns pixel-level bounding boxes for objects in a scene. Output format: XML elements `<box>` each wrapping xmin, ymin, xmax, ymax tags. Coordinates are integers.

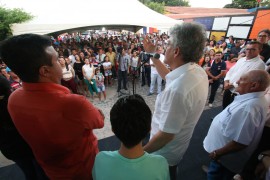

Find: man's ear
<box><xmin>174</xmin><ymin>47</ymin><xmax>180</xmax><ymax>58</ymax></box>
<box><xmin>39</xmin><ymin>65</ymin><xmax>50</xmax><ymax>78</ymax></box>
<box><xmin>250</xmin><ymin>82</ymin><xmax>260</xmax><ymax>91</ymax></box>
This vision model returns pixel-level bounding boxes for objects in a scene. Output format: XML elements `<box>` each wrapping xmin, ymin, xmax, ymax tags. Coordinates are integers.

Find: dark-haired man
<box><xmin>257</xmin><ymin>29</ymin><xmax>270</xmax><ymax>63</ymax></box>
<box><xmin>206</xmin><ymin>51</ymin><xmax>226</xmax><ymax>107</ymax></box>
<box><xmin>93</xmin><ymin>94</ymin><xmax>169</xmax><ymax>180</ymax></box>
<box><xmin>0</xmin><ymin>34</ymin><xmax>104</xmax><ymax>179</ymax></box>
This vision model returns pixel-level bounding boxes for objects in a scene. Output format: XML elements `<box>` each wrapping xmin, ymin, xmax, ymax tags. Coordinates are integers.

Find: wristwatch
<box><xmin>258</xmin><ymin>153</ymin><xmax>270</xmax><ymax>161</ymax></box>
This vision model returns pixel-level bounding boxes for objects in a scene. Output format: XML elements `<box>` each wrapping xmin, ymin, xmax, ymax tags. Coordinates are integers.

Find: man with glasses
<box><xmin>222</xmin><ymin>41</ymin><xmax>265</xmax><ymax>109</ymax></box>
<box><xmin>257</xmin><ymin>29</ymin><xmax>270</xmax><ymax>63</ymax></box>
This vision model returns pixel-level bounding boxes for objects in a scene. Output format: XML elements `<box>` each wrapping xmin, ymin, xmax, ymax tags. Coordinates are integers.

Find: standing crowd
<box><xmin>0</xmin><ymin>22</ymin><xmax>270</xmax><ymax>180</ymax></box>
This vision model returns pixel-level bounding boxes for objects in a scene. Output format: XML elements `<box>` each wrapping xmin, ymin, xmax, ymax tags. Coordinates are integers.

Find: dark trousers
<box><xmin>111</xmin><ymin>65</ymin><xmax>117</xmax><ymax>79</ymax></box>
<box><xmin>61</xmin><ymin>78</ymin><xmax>78</xmax><ymax>94</ymax></box>
<box><xmin>209</xmin><ymin>80</ymin><xmax>220</xmax><ymax>104</ymax></box>
<box><xmin>117</xmin><ymin>70</ymin><xmax>127</xmax><ymax>91</ymax></box>
<box><xmin>222</xmin><ymin>89</ymin><xmax>236</xmax><ymax>109</ymax></box>
<box><xmin>240</xmin><ymin>126</ymin><xmax>270</xmax><ymax>180</ymax></box>
<box><xmin>15</xmin><ymin>158</ymin><xmax>48</xmax><ymax>180</ymax></box>
<box><xmin>169</xmin><ymin>165</ymin><xmax>177</xmax><ymax>180</ymax></box>
<box><xmin>141</xmin><ymin>66</ymin><xmax>151</xmax><ymax>86</ymax></box>
<box><xmin>207</xmin><ymin>160</ymin><xmax>235</xmax><ymax>180</ymax></box>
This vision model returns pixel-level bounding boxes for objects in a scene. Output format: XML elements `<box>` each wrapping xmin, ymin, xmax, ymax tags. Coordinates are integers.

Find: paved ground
<box><xmin>0</xmin><ymin>75</ymin><xmax>224</xmax><ymax>170</ymax></box>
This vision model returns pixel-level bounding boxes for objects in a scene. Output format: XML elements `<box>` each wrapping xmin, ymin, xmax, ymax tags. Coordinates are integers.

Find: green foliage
<box><xmin>224</xmin><ymin>0</ymin><xmax>258</xmax><ymax>9</ymax></box>
<box><xmin>260</xmin><ymin>0</ymin><xmax>270</xmax><ymax>7</ymax></box>
<box><xmin>139</xmin><ymin>0</ymin><xmax>190</xmax><ymax>7</ymax></box>
<box><xmin>146</xmin><ymin>1</ymin><xmax>165</xmax><ymax>14</ymax></box>
<box><xmin>0</xmin><ymin>7</ymin><xmax>33</xmax><ymax>40</ymax></box>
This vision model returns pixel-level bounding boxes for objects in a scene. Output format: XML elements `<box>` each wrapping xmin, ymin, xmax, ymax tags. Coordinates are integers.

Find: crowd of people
<box><xmin>0</xmin><ymin>22</ymin><xmax>270</xmax><ymax>180</ymax></box>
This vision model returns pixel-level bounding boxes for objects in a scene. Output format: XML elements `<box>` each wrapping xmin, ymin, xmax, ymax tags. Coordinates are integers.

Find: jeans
<box><xmin>141</xmin><ymin>66</ymin><xmax>151</xmax><ymax>86</ymax></box>
<box><xmin>117</xmin><ymin>70</ymin><xmax>127</xmax><ymax>91</ymax></box>
<box><xmin>207</xmin><ymin>160</ymin><xmax>234</xmax><ymax>180</ymax></box>
<box><xmin>150</xmin><ymin>73</ymin><xmax>162</xmax><ymax>94</ymax></box>
<box><xmin>208</xmin><ymin>79</ymin><xmax>220</xmax><ymax>104</ymax></box>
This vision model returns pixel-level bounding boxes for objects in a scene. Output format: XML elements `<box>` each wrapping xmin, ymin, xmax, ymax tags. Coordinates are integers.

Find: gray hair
<box><xmin>248</xmin><ymin>70</ymin><xmax>270</xmax><ymax>90</ymax></box>
<box><xmin>169</xmin><ymin>22</ymin><xmax>206</xmax><ymax>63</ymax></box>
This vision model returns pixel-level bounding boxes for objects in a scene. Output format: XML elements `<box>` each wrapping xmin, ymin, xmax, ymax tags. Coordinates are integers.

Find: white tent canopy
<box><xmin>0</xmin><ymin>0</ymin><xmax>181</xmax><ymax>35</ymax></box>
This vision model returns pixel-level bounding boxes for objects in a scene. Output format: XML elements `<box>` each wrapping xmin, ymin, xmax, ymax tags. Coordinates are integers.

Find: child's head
<box><xmin>95</xmin><ymin>68</ymin><xmax>100</xmax><ymax>75</ymax></box>
<box><xmin>110</xmin><ymin>94</ymin><xmax>152</xmax><ymax>148</ymax></box>
<box><xmin>104</xmin><ymin>56</ymin><xmax>109</xmax><ymax>62</ymax></box>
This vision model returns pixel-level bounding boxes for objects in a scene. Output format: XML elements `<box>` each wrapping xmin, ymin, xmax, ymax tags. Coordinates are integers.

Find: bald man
<box><xmin>204</xmin><ymin>70</ymin><xmax>270</xmax><ymax>180</ymax></box>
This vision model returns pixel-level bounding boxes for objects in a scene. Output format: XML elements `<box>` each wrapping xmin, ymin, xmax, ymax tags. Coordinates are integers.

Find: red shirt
<box><xmin>8</xmin><ymin>82</ymin><xmax>104</xmax><ymax>179</ymax></box>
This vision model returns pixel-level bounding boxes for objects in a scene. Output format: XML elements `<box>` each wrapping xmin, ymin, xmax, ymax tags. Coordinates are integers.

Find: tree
<box><xmin>260</xmin><ymin>0</ymin><xmax>270</xmax><ymax>7</ymax></box>
<box><xmin>224</xmin><ymin>0</ymin><xmax>259</xmax><ymax>9</ymax></box>
<box><xmin>0</xmin><ymin>7</ymin><xmax>33</xmax><ymax>40</ymax></box>
<box><xmin>146</xmin><ymin>1</ymin><xmax>165</xmax><ymax>14</ymax></box>
<box><xmin>150</xmin><ymin>0</ymin><xmax>190</xmax><ymax>6</ymax></box>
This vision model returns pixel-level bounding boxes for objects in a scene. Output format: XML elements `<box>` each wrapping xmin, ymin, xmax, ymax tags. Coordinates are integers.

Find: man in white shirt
<box><xmin>204</xmin><ymin>70</ymin><xmax>269</xmax><ymax>180</ymax></box>
<box><xmin>148</xmin><ymin>46</ymin><xmax>165</xmax><ymax>96</ymax></box>
<box><xmin>223</xmin><ymin>41</ymin><xmax>265</xmax><ymax>109</ymax></box>
<box><xmin>143</xmin><ymin>22</ymin><xmax>208</xmax><ymax>180</ymax></box>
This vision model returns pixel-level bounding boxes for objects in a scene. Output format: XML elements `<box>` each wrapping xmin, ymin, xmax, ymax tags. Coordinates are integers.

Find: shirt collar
<box><xmin>22</xmin><ymin>82</ymin><xmax>70</xmax><ymax>94</ymax></box>
<box><xmin>166</xmin><ymin>62</ymin><xmax>196</xmax><ymax>81</ymax></box>
<box><xmin>234</xmin><ymin>91</ymin><xmax>265</xmax><ymax>102</ymax></box>
<box><xmin>244</xmin><ymin>55</ymin><xmax>260</xmax><ymax>62</ymax></box>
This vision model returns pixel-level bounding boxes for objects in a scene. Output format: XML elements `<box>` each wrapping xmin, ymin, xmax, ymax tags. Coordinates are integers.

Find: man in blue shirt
<box><xmin>206</xmin><ymin>51</ymin><xmax>226</xmax><ymax>107</ymax></box>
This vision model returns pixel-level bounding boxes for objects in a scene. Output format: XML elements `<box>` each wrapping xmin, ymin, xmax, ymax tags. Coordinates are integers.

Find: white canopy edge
<box><xmin>0</xmin><ymin>0</ymin><xmax>182</xmax><ymax>35</ymax></box>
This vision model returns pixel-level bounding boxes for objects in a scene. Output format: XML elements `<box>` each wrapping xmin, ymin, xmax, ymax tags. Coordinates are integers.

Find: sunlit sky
<box><xmin>189</xmin><ymin>0</ymin><xmax>232</xmax><ymax>8</ymax></box>
<box><xmin>0</xmin><ymin>0</ymin><xmax>233</xmax><ymax>9</ymax></box>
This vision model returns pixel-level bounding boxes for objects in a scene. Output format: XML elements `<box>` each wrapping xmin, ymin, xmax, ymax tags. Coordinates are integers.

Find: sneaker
<box><xmin>233</xmin><ymin>174</ymin><xmax>243</xmax><ymax>180</ymax></box>
<box><xmin>209</xmin><ymin>103</ymin><xmax>213</xmax><ymax>108</ymax></box>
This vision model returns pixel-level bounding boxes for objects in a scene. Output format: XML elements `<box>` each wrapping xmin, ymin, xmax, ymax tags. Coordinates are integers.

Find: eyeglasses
<box><xmin>258</xmin><ymin>35</ymin><xmax>268</xmax><ymax>38</ymax></box>
<box><xmin>245</xmin><ymin>48</ymin><xmax>257</xmax><ymax>51</ymax></box>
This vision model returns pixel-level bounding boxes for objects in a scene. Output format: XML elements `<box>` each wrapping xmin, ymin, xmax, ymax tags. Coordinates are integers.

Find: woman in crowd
<box><xmin>82</xmin><ymin>58</ymin><xmax>99</xmax><ymax>100</ymax></box>
<box><xmin>201</xmin><ymin>55</ymin><xmax>211</xmax><ymax>70</ymax></box>
<box><xmin>59</xmin><ymin>56</ymin><xmax>78</xmax><ymax>94</ymax></box>
<box><xmin>209</xmin><ymin>49</ymin><xmax>216</xmax><ymax>61</ymax></box>
<box><xmin>73</xmin><ymin>54</ymin><xmax>88</xmax><ymax>96</ymax></box>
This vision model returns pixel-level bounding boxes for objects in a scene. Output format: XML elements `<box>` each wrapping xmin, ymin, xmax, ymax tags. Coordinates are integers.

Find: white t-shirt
<box><xmin>83</xmin><ymin>64</ymin><xmax>95</xmax><ymax>79</ymax></box>
<box><xmin>103</xmin><ymin>61</ymin><xmax>111</xmax><ymax>70</ymax></box>
<box><xmin>131</xmin><ymin>57</ymin><xmax>139</xmax><ymax>68</ymax></box>
<box><xmin>151</xmin><ymin>63</ymin><xmax>208</xmax><ymax>165</ymax></box>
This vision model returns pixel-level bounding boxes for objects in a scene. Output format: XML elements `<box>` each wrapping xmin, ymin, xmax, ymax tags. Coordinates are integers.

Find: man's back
<box><xmin>8</xmin><ymin>82</ymin><xmax>104</xmax><ymax>179</ymax></box>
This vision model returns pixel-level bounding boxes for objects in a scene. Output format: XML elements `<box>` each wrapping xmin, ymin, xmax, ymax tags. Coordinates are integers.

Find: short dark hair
<box><xmin>0</xmin><ymin>34</ymin><xmax>52</xmax><ymax>82</ymax></box>
<box><xmin>110</xmin><ymin>94</ymin><xmax>152</xmax><ymax>148</ymax></box>
<box><xmin>258</xmin><ymin>29</ymin><xmax>270</xmax><ymax>36</ymax></box>
<box><xmin>247</xmin><ymin>41</ymin><xmax>263</xmax><ymax>50</ymax></box>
